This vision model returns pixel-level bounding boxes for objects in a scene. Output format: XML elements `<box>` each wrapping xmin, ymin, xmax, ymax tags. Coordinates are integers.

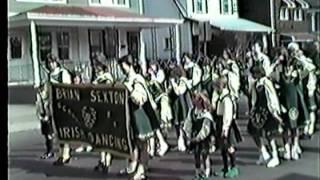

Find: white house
<box><xmin>8</xmin><ymin>0</ymin><xmax>183</xmax><ymax>103</ymax></box>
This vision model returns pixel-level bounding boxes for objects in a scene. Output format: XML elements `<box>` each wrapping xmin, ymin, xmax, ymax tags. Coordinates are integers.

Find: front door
<box><xmin>127</xmin><ymin>32</ymin><xmax>139</xmax><ymax>59</ymax></box>
<box><xmin>89</xmin><ymin>29</ymin><xmax>105</xmax><ymax>58</ymax></box>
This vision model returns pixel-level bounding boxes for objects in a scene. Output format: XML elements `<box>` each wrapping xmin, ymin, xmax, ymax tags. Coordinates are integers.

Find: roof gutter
<box><xmin>173</xmin><ymin>0</ymin><xmax>188</xmax><ymax>18</ymax></box>
<box><xmin>26</xmin><ymin>12</ymin><xmax>184</xmax><ymax>24</ymax></box>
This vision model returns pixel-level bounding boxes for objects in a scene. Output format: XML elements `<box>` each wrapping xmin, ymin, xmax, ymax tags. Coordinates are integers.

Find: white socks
<box><xmin>261</xmin><ymin>145</ymin><xmax>271</xmax><ymax>161</ymax></box>
<box><xmin>62</xmin><ymin>144</ymin><xmax>70</xmax><ymax>160</ymax></box>
<box><xmin>284</xmin><ymin>143</ymin><xmax>291</xmax><ymax>160</ymax></box>
<box><xmin>156</xmin><ymin>130</ymin><xmax>169</xmax><ymax>156</ymax></box>
<box><xmin>178</xmin><ymin>134</ymin><xmax>186</xmax><ymax>152</ymax></box>
<box><xmin>308</xmin><ymin>112</ymin><xmax>316</xmax><ymax>135</ymax></box>
<box><xmin>178</xmin><ymin>129</ymin><xmax>186</xmax><ymax>152</ymax></box>
<box><xmin>267</xmin><ymin>140</ymin><xmax>280</xmax><ymax>168</ymax></box>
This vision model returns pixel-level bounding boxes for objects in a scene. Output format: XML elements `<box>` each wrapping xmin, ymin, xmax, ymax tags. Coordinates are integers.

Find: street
<box><xmin>8</xmin><ymin>99</ymin><xmax>320</xmax><ymax>180</ymax></box>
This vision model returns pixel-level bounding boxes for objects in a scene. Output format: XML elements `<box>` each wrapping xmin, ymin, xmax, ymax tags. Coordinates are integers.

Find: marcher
<box><xmin>36</xmin><ymin>83</ymin><xmax>55</xmax><ymax>160</ymax></box>
<box><xmin>170</xmin><ymin>65</ymin><xmax>192</xmax><ymax>152</ymax></box>
<box><xmin>46</xmin><ymin>54</ymin><xmax>73</xmax><ymax>166</ymax></box>
<box><xmin>146</xmin><ymin>60</ymin><xmax>170</xmax><ymax>157</ymax></box>
<box><xmin>118</xmin><ymin>55</ymin><xmax>160</xmax><ymax>180</ymax></box>
<box><xmin>183</xmin><ymin>92</ymin><xmax>215</xmax><ymax>180</ymax></box>
<box><xmin>214</xmin><ymin>76</ymin><xmax>242</xmax><ymax>178</ymax></box>
<box><xmin>249</xmin><ymin>65</ymin><xmax>284</xmax><ymax>167</ymax></box>
<box><xmin>182</xmin><ymin>53</ymin><xmax>203</xmax><ymax>92</ymax></box>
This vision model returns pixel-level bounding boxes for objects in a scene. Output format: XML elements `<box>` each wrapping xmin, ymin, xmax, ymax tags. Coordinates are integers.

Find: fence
<box><xmin>8</xmin><ymin>58</ymin><xmax>125</xmax><ymax>85</ymax></box>
<box><xmin>8</xmin><ymin>61</ymin><xmax>34</xmax><ymax>85</ymax></box>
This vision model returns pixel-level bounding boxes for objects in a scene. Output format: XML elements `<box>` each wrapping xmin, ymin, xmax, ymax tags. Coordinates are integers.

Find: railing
<box><xmin>8</xmin><ymin>58</ymin><xmax>125</xmax><ymax>85</ymax></box>
<box><xmin>8</xmin><ymin>61</ymin><xmax>34</xmax><ymax>85</ymax></box>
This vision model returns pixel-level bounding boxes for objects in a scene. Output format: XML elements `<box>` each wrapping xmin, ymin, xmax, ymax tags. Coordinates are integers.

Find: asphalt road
<box><xmin>8</xmin><ymin>120</ymin><xmax>320</xmax><ymax>180</ymax></box>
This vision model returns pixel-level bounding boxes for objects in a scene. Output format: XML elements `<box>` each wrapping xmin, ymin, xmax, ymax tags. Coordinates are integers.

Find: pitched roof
<box><xmin>28</xmin><ymin>5</ymin><xmax>143</xmax><ymax>18</ymax></box>
<box><xmin>9</xmin><ymin>5</ymin><xmax>183</xmax><ymax>27</ymax></box>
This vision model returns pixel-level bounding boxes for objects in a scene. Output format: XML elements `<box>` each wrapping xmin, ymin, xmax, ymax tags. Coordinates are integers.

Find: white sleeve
<box><xmin>172</xmin><ymin>78</ymin><xmax>188</xmax><ymax>95</ymax></box>
<box><xmin>264</xmin><ymin>79</ymin><xmax>281</xmax><ymax>115</ymax></box>
<box><xmin>211</xmin><ymin>90</ymin><xmax>219</xmax><ymax>107</ymax></box>
<box><xmin>222</xmin><ymin>97</ymin><xmax>234</xmax><ymax>131</ymax></box>
<box><xmin>153</xmin><ymin>69</ymin><xmax>165</xmax><ymax>84</ymax></box>
<box><xmin>183</xmin><ymin>109</ymin><xmax>193</xmax><ymax>139</ymax></box>
<box><xmin>130</xmin><ymin>82</ymin><xmax>148</xmax><ymax>106</ymax></box>
<box><xmin>263</xmin><ymin>56</ymin><xmax>272</xmax><ymax>77</ymax></box>
<box><xmin>192</xmin><ymin>65</ymin><xmax>202</xmax><ymax>87</ymax></box>
<box><xmin>36</xmin><ymin>94</ymin><xmax>43</xmax><ymax>119</ymax></box>
<box><xmin>231</xmin><ymin>63</ymin><xmax>240</xmax><ymax>77</ymax></box>
<box><xmin>194</xmin><ymin>118</ymin><xmax>211</xmax><ymax>141</ymax></box>
<box><xmin>62</xmin><ymin>70</ymin><xmax>72</xmax><ymax>84</ymax></box>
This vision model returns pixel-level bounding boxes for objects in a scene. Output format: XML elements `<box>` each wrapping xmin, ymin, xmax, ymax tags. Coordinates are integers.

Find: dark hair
<box><xmin>118</xmin><ymin>54</ymin><xmax>134</xmax><ymax>66</ymax></box>
<box><xmin>45</xmin><ymin>53</ymin><xmax>60</xmax><ymax>70</ymax></box>
<box><xmin>251</xmin><ymin>64</ymin><xmax>265</xmax><ymax>78</ymax></box>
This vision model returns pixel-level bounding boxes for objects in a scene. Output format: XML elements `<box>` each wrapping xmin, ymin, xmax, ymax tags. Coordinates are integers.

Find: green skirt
<box><xmin>129</xmin><ymin>100</ymin><xmax>155</xmax><ymax>141</ymax></box>
<box><xmin>281</xmin><ymin>82</ymin><xmax>299</xmax><ymax>129</ymax></box>
<box><xmin>296</xmin><ymin>84</ymin><xmax>310</xmax><ymax>127</ymax></box>
<box><xmin>172</xmin><ymin>94</ymin><xmax>190</xmax><ymax>126</ymax></box>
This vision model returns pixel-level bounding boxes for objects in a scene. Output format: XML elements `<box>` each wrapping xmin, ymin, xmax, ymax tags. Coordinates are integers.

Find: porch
<box><xmin>8</xmin><ymin>5</ymin><xmax>183</xmax><ymax>87</ymax></box>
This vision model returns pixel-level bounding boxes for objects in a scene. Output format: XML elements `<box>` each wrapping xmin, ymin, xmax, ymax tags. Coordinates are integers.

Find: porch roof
<box><xmin>210</xmin><ymin>16</ymin><xmax>273</xmax><ymax>33</ymax></box>
<box><xmin>281</xmin><ymin>33</ymin><xmax>319</xmax><ymax>42</ymax></box>
<box><xmin>9</xmin><ymin>5</ymin><xmax>184</xmax><ymax>28</ymax></box>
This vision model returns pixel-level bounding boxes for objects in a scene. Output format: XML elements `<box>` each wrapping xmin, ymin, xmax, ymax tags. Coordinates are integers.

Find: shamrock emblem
<box><xmin>81</xmin><ymin>106</ymin><xmax>97</xmax><ymax>129</ymax></box>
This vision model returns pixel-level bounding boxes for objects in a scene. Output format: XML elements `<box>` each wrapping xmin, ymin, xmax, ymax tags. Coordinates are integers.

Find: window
<box><xmin>89</xmin><ymin>0</ymin><xmax>128</xmax><ymax>7</ymax></box>
<box><xmin>10</xmin><ymin>36</ymin><xmax>22</xmax><ymax>59</ymax></box>
<box><xmin>38</xmin><ymin>32</ymin><xmax>52</xmax><ymax>61</ymax></box>
<box><xmin>313</xmin><ymin>12</ymin><xmax>320</xmax><ymax>32</ymax></box>
<box><xmin>89</xmin><ymin>30</ymin><xmax>104</xmax><ymax>55</ymax></box>
<box><xmin>220</xmin><ymin>0</ymin><xmax>238</xmax><ymax>15</ymax></box>
<box><xmin>105</xmin><ymin>28</ymin><xmax>118</xmax><ymax>58</ymax></box>
<box><xmin>294</xmin><ymin>9</ymin><xmax>303</xmax><ymax>21</ymax></box>
<box><xmin>113</xmin><ymin>0</ymin><xmax>126</xmax><ymax>5</ymax></box>
<box><xmin>232</xmin><ymin>0</ymin><xmax>238</xmax><ymax>14</ymax></box>
<box><xmin>16</xmin><ymin>0</ymin><xmax>66</xmax><ymax>3</ymax></box>
<box><xmin>164</xmin><ymin>37</ymin><xmax>173</xmax><ymax>50</ymax></box>
<box><xmin>280</xmin><ymin>7</ymin><xmax>289</xmax><ymax>20</ymax></box>
<box><xmin>221</xmin><ymin>0</ymin><xmax>229</xmax><ymax>15</ymax></box>
<box><xmin>193</xmin><ymin>0</ymin><xmax>207</xmax><ymax>14</ymax></box>
<box><xmin>91</xmin><ymin>0</ymin><xmax>101</xmax><ymax>3</ymax></box>
<box><xmin>57</xmin><ymin>32</ymin><xmax>70</xmax><ymax>60</ymax></box>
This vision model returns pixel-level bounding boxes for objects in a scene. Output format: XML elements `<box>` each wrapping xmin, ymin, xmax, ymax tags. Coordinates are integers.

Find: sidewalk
<box><xmin>8</xmin><ymin>105</ymin><xmax>39</xmax><ymax>133</ymax></box>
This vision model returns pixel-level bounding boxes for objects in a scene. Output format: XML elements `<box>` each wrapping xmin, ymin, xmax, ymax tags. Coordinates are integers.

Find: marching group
<box><xmin>36</xmin><ymin>40</ymin><xmax>320</xmax><ymax>180</ymax></box>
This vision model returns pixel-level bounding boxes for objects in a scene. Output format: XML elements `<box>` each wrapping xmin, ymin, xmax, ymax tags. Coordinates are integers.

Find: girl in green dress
<box><xmin>183</xmin><ymin>92</ymin><xmax>215</xmax><ymax>180</ymax></box>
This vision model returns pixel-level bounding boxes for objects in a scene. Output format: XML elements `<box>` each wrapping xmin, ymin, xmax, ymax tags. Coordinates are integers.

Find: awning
<box><xmin>281</xmin><ymin>33</ymin><xmax>319</xmax><ymax>42</ymax></box>
<box><xmin>9</xmin><ymin>5</ymin><xmax>184</xmax><ymax>28</ymax></box>
<box><xmin>210</xmin><ymin>16</ymin><xmax>273</xmax><ymax>33</ymax></box>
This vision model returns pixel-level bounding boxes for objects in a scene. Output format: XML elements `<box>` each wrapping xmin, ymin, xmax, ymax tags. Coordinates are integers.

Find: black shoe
<box><xmin>53</xmin><ymin>157</ymin><xmax>71</xmax><ymax>166</ymax></box>
<box><xmin>94</xmin><ymin>161</ymin><xmax>109</xmax><ymax>173</ymax></box>
<box><xmin>40</xmin><ymin>152</ymin><xmax>54</xmax><ymax>160</ymax></box>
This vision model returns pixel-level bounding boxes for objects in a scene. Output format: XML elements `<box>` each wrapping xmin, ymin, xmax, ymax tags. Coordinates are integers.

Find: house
<box><xmin>173</xmin><ymin>0</ymin><xmax>273</xmax><ymax>56</ymax></box>
<box><xmin>238</xmin><ymin>0</ymin><xmax>319</xmax><ymax>47</ymax></box>
<box><xmin>8</xmin><ymin>0</ymin><xmax>183</xmax><ymax>103</ymax></box>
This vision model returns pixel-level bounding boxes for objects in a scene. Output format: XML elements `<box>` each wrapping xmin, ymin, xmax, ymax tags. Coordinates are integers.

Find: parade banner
<box><xmin>50</xmin><ymin>83</ymin><xmax>133</xmax><ymax>158</ymax></box>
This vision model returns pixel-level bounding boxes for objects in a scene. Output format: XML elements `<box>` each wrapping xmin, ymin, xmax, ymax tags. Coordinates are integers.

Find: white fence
<box><xmin>8</xmin><ymin>62</ymin><xmax>34</xmax><ymax>85</ymax></box>
<box><xmin>8</xmin><ymin>58</ymin><xmax>125</xmax><ymax>85</ymax></box>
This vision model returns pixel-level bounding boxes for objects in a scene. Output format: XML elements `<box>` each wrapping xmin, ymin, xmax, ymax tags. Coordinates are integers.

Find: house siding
<box><xmin>238</xmin><ymin>0</ymin><xmax>271</xmax><ymax>26</ymax></box>
<box><xmin>142</xmin><ymin>0</ymin><xmax>185</xmax><ymax>60</ymax></box>
<box><xmin>274</xmin><ymin>0</ymin><xmax>310</xmax><ymax>33</ymax></box>
<box><xmin>9</xmin><ymin>0</ymin><xmax>89</xmax><ymax>13</ymax></box>
<box><xmin>129</xmin><ymin>0</ymin><xmax>141</xmax><ymax>14</ymax></box>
